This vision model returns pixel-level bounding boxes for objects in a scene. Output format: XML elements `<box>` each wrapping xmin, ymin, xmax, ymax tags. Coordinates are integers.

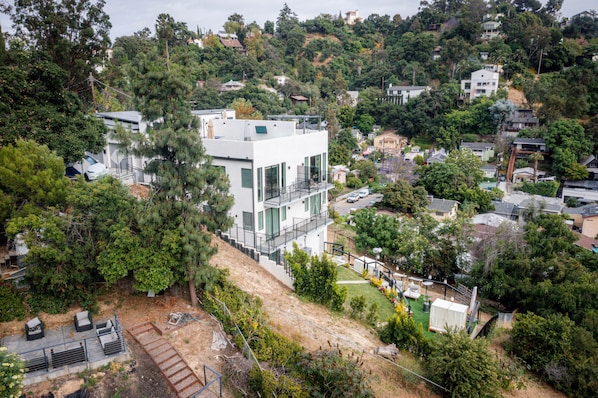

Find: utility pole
<box><xmin>89</xmin><ymin>72</ymin><xmax>97</xmax><ymax>112</ymax></box>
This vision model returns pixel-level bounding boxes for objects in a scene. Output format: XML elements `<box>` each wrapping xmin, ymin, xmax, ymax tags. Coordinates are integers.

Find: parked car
<box><xmin>346</xmin><ymin>193</ymin><xmax>360</xmax><ymax>203</ymax></box>
<box><xmin>358</xmin><ymin>188</ymin><xmax>369</xmax><ymax>198</ymax></box>
<box><xmin>67</xmin><ymin>155</ymin><xmax>108</xmax><ymax>181</ymax></box>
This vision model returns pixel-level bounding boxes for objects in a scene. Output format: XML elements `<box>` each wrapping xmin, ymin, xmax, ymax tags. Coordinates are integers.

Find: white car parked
<box><xmin>358</xmin><ymin>188</ymin><xmax>369</xmax><ymax>198</ymax></box>
<box><xmin>68</xmin><ymin>155</ymin><xmax>108</xmax><ymax>181</ymax></box>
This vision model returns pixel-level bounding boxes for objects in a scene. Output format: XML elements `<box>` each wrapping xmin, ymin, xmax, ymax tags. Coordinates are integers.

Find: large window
<box><xmin>265</xmin><ymin>165</ymin><xmax>279</xmax><ymax>200</ymax></box>
<box><xmin>258</xmin><ymin>211</ymin><xmax>264</xmax><ymax>230</ymax></box>
<box><xmin>257</xmin><ymin>167</ymin><xmax>263</xmax><ymax>202</ymax></box>
<box><xmin>241</xmin><ymin>168</ymin><xmax>252</xmax><ymax>188</ymax></box>
<box><xmin>242</xmin><ymin>212</ymin><xmax>253</xmax><ymax>231</ymax></box>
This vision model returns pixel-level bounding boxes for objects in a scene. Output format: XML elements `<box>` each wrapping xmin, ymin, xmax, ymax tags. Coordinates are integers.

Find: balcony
<box><xmin>223</xmin><ymin>210</ymin><xmax>333</xmax><ymax>255</ymax></box>
<box><xmin>264</xmin><ymin>179</ymin><xmax>334</xmax><ymax>208</ymax></box>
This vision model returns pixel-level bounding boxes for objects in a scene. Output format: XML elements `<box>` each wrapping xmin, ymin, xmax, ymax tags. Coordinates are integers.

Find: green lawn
<box><xmin>404</xmin><ymin>296</ymin><xmax>434</xmax><ymax>339</ymax></box>
<box><xmin>336</xmin><ymin>265</ymin><xmax>365</xmax><ymax>281</ymax></box>
<box><xmin>342</xmin><ymin>283</ymin><xmax>397</xmax><ymax>322</ymax></box>
<box><xmin>337</xmin><ymin>266</ymin><xmax>435</xmax><ymax>338</ymax></box>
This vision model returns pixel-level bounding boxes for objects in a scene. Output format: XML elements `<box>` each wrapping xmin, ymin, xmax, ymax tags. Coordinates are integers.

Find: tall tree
<box><xmin>133</xmin><ymin>67</ymin><xmax>233</xmax><ymax>307</ymax></box>
<box><xmin>7</xmin><ymin>0</ymin><xmax>112</xmax><ymax>87</ymax></box>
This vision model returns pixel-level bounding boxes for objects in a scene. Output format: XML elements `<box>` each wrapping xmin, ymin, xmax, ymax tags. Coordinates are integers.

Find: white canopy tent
<box><xmin>429</xmin><ymin>299</ymin><xmax>469</xmax><ymax>333</ymax></box>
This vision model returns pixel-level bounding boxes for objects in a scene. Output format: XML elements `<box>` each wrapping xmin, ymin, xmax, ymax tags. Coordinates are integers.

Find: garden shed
<box><xmin>429</xmin><ymin>298</ymin><xmax>469</xmax><ymax>333</ymax></box>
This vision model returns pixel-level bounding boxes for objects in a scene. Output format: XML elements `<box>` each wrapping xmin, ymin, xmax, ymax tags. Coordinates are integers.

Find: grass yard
<box><xmin>336</xmin><ymin>265</ymin><xmax>365</xmax><ymax>281</ymax></box>
<box><xmin>337</xmin><ymin>266</ymin><xmax>435</xmax><ymax>338</ymax></box>
<box><xmin>404</xmin><ymin>296</ymin><xmax>434</xmax><ymax>339</ymax></box>
<box><xmin>342</xmin><ymin>283</ymin><xmax>397</xmax><ymax>321</ymax></box>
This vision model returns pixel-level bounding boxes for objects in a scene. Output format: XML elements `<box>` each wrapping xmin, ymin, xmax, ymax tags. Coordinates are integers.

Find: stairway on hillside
<box><xmin>128</xmin><ymin>322</ymin><xmax>215</xmax><ymax>398</ymax></box>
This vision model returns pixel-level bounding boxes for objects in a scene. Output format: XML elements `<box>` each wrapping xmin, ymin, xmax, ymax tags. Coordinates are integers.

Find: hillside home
<box><xmin>460</xmin><ymin>142</ymin><xmax>495</xmax><ymax>162</ymax></box>
<box><xmin>518</xmin><ymin>198</ymin><xmax>563</xmax><ymax>220</ymax></box>
<box><xmin>504</xmin><ymin>109</ymin><xmax>539</xmax><ymax>135</ymax></box>
<box><xmin>344</xmin><ymin>10</ymin><xmax>362</xmax><ymax>25</ymax></box>
<box><xmin>512</xmin><ymin>138</ymin><xmax>547</xmax><ymax>152</ymax></box>
<box><xmin>96</xmin><ymin>110</ymin><xmax>238</xmax><ymax>184</ymax></box>
<box><xmin>580</xmin><ymin>155</ymin><xmax>598</xmax><ymax>180</ymax></box>
<box><xmin>481</xmin><ymin>19</ymin><xmax>501</xmax><ymax>40</ymax></box>
<box><xmin>403</xmin><ymin>146</ymin><xmax>422</xmax><ymax>163</ymax></box>
<box><xmin>385</xmin><ymin>85</ymin><xmax>430</xmax><ymax>105</ymax></box>
<box><xmin>373</xmin><ymin>133</ymin><xmax>406</xmax><ymax>156</ymax></box>
<box><xmin>220</xmin><ymin>80</ymin><xmax>245</xmax><ymax>92</ymax></box>
<box><xmin>460</xmin><ymin>69</ymin><xmax>499</xmax><ymax>100</ymax></box>
<box><xmin>202</xmin><ymin>116</ymin><xmax>334</xmax><ymax>262</ymax></box>
<box><xmin>191</xmin><ymin>109</ymin><xmax>236</xmax><ymax>139</ymax></box>
<box><xmin>426</xmin><ymin>198</ymin><xmax>459</xmax><ymax>221</ymax></box>
<box><xmin>512</xmin><ymin>167</ymin><xmax>545</xmax><ymax>183</ymax></box>
<box><xmin>216</xmin><ymin>32</ymin><xmax>245</xmax><ymax>54</ymax></box>
<box><xmin>564</xmin><ymin>204</ymin><xmax>598</xmax><ymax>238</ymax></box>
<box><xmin>432</xmin><ymin>46</ymin><xmax>442</xmax><ymax>61</ymax></box>
<box><xmin>561</xmin><ymin>180</ymin><xmax>598</xmax><ymax>205</ymax></box>
<box><xmin>426</xmin><ymin>149</ymin><xmax>448</xmax><ymax>164</ymax></box>
<box><xmin>481</xmin><ymin>165</ymin><xmax>497</xmax><ymax>179</ymax></box>
<box><xmin>330</xmin><ymin>165</ymin><xmax>350</xmax><ymax>184</ymax></box>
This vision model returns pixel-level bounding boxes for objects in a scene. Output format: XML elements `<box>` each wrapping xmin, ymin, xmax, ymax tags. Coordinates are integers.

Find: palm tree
<box><xmin>528</xmin><ymin>152</ymin><xmax>544</xmax><ymax>182</ymax></box>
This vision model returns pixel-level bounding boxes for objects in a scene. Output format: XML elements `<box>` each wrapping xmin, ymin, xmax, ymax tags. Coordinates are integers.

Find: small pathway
<box><xmin>128</xmin><ymin>322</ymin><xmax>212</xmax><ymax>398</ymax></box>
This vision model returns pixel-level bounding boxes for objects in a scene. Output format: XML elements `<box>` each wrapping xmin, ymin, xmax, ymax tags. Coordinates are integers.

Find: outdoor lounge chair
<box><xmin>74</xmin><ymin>310</ymin><xmax>93</xmax><ymax>332</ymax></box>
<box><xmin>97</xmin><ymin>326</ymin><xmax>122</xmax><ymax>355</ymax></box>
<box><xmin>25</xmin><ymin>317</ymin><xmax>45</xmax><ymax>341</ymax></box>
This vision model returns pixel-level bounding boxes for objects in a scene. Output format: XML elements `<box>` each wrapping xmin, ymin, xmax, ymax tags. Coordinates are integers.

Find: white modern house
<box><xmin>386</xmin><ymin>85</ymin><xmax>430</xmax><ymax>105</ymax></box>
<box><xmin>96</xmin><ymin>109</ymin><xmax>237</xmax><ymax>184</ymax></box>
<box><xmin>201</xmin><ymin>116</ymin><xmax>334</xmax><ymax>263</ymax></box>
<box><xmin>460</xmin><ymin>69</ymin><xmax>499</xmax><ymax>100</ymax></box>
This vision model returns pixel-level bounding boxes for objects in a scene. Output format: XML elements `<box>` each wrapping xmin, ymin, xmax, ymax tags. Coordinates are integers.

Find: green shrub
<box><xmin>0</xmin><ymin>281</ymin><xmax>27</xmax><ymax>322</ymax></box>
<box><xmin>248</xmin><ymin>366</ymin><xmax>306</xmax><ymax>398</ymax></box>
<box><xmin>365</xmin><ymin>302</ymin><xmax>379</xmax><ymax>325</ymax></box>
<box><xmin>379</xmin><ymin>312</ymin><xmax>428</xmax><ymax>355</ymax></box>
<box><xmin>349</xmin><ymin>295</ymin><xmax>366</xmax><ymax>318</ymax></box>
<box><xmin>294</xmin><ymin>348</ymin><xmax>374</xmax><ymax>397</ymax></box>
<box><xmin>517</xmin><ymin>181</ymin><xmax>559</xmax><ymax>197</ymax></box>
<box><xmin>0</xmin><ymin>346</ymin><xmax>26</xmax><ymax>398</ymax></box>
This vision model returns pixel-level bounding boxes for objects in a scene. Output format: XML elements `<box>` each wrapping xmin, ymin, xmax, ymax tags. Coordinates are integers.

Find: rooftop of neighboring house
<box><xmin>427</xmin><ymin>198</ymin><xmax>459</xmax><ymax>213</ymax></box>
<box><xmin>518</xmin><ymin>198</ymin><xmax>563</xmax><ymax>213</ymax></box>
<box><xmin>512</xmin><ymin>137</ymin><xmax>545</xmax><ymax>145</ymax></box>
<box><xmin>96</xmin><ymin>111</ymin><xmax>142</xmax><ymax>124</ymax></box>
<box><xmin>387</xmin><ymin>85</ymin><xmax>429</xmax><ymax>91</ymax></box>
<box><xmin>563</xmin><ymin>203</ymin><xmax>598</xmax><ymax>215</ymax></box>
<box><xmin>492</xmin><ymin>200</ymin><xmax>519</xmax><ymax>218</ymax></box>
<box><xmin>460</xmin><ymin>142</ymin><xmax>495</xmax><ymax>150</ymax></box>
<box><xmin>563</xmin><ymin>180</ymin><xmax>598</xmax><ymax>190</ymax></box>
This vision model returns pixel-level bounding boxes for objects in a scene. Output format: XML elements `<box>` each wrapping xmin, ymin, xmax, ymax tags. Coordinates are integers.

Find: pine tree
<box><xmin>133</xmin><ymin>68</ymin><xmax>233</xmax><ymax>306</ymax></box>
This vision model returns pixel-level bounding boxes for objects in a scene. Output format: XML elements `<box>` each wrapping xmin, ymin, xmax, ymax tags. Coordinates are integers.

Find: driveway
<box><xmin>332</xmin><ymin>191</ymin><xmax>383</xmax><ymax>215</ymax></box>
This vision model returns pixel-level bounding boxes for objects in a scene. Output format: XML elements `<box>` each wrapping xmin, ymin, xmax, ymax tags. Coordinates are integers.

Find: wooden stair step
<box><xmin>158</xmin><ymin>356</ymin><xmax>181</xmax><ymax>371</ymax></box>
<box><xmin>164</xmin><ymin>362</ymin><xmax>188</xmax><ymax>377</ymax></box>
<box><xmin>178</xmin><ymin>382</ymin><xmax>203</xmax><ymax>398</ymax></box>
<box><xmin>128</xmin><ymin>322</ymin><xmax>154</xmax><ymax>336</ymax></box>
<box><xmin>174</xmin><ymin>375</ymin><xmax>198</xmax><ymax>392</ymax></box>
<box><xmin>147</xmin><ymin>342</ymin><xmax>172</xmax><ymax>357</ymax></box>
<box><xmin>137</xmin><ymin>333</ymin><xmax>161</xmax><ymax>346</ymax></box>
<box><xmin>169</xmin><ymin>368</ymin><xmax>193</xmax><ymax>384</ymax></box>
<box><xmin>154</xmin><ymin>349</ymin><xmax>178</xmax><ymax>364</ymax></box>
<box><xmin>145</xmin><ymin>338</ymin><xmax>168</xmax><ymax>351</ymax></box>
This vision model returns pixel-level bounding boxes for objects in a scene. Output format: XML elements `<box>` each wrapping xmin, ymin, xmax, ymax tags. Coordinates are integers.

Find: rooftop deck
<box><xmin>2</xmin><ymin>315</ymin><xmax>129</xmax><ymax>385</ymax></box>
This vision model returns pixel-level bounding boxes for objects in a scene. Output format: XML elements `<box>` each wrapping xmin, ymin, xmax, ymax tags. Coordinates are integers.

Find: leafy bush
<box><xmin>294</xmin><ymin>347</ymin><xmax>374</xmax><ymax>397</ymax></box>
<box><xmin>285</xmin><ymin>243</ymin><xmax>347</xmax><ymax>311</ymax></box>
<box><xmin>349</xmin><ymin>295</ymin><xmax>366</xmax><ymax>318</ymax></box>
<box><xmin>248</xmin><ymin>366</ymin><xmax>306</xmax><ymax>398</ymax></box>
<box><xmin>379</xmin><ymin>312</ymin><xmax>428</xmax><ymax>355</ymax></box>
<box><xmin>0</xmin><ymin>346</ymin><xmax>26</xmax><ymax>398</ymax></box>
<box><xmin>365</xmin><ymin>302</ymin><xmax>379</xmax><ymax>325</ymax></box>
<box><xmin>517</xmin><ymin>181</ymin><xmax>559</xmax><ymax>197</ymax></box>
<box><xmin>346</xmin><ymin>175</ymin><xmax>362</xmax><ymax>188</ymax></box>
<box><xmin>424</xmin><ymin>329</ymin><xmax>501</xmax><ymax>398</ymax></box>
<box><xmin>0</xmin><ymin>281</ymin><xmax>27</xmax><ymax>322</ymax></box>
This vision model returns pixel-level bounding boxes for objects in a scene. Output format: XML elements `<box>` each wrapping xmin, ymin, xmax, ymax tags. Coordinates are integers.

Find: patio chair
<box><xmin>74</xmin><ymin>310</ymin><xmax>93</xmax><ymax>332</ymax></box>
<box><xmin>25</xmin><ymin>317</ymin><xmax>45</xmax><ymax>341</ymax></box>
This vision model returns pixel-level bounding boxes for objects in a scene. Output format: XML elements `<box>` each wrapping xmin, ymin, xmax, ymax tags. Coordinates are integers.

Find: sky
<box><xmin>0</xmin><ymin>0</ymin><xmax>591</xmax><ymax>41</ymax></box>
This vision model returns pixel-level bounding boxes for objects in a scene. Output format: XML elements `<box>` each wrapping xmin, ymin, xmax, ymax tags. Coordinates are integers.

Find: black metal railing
<box><xmin>222</xmin><ymin>211</ymin><xmax>332</xmax><ymax>256</ymax></box>
<box><xmin>16</xmin><ymin>313</ymin><xmax>127</xmax><ymax>376</ymax></box>
<box><xmin>264</xmin><ymin>179</ymin><xmax>334</xmax><ymax>207</ymax></box>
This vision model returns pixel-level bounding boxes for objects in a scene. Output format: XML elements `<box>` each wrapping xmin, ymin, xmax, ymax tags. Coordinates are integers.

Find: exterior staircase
<box><xmin>128</xmin><ymin>322</ymin><xmax>211</xmax><ymax>398</ymax></box>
